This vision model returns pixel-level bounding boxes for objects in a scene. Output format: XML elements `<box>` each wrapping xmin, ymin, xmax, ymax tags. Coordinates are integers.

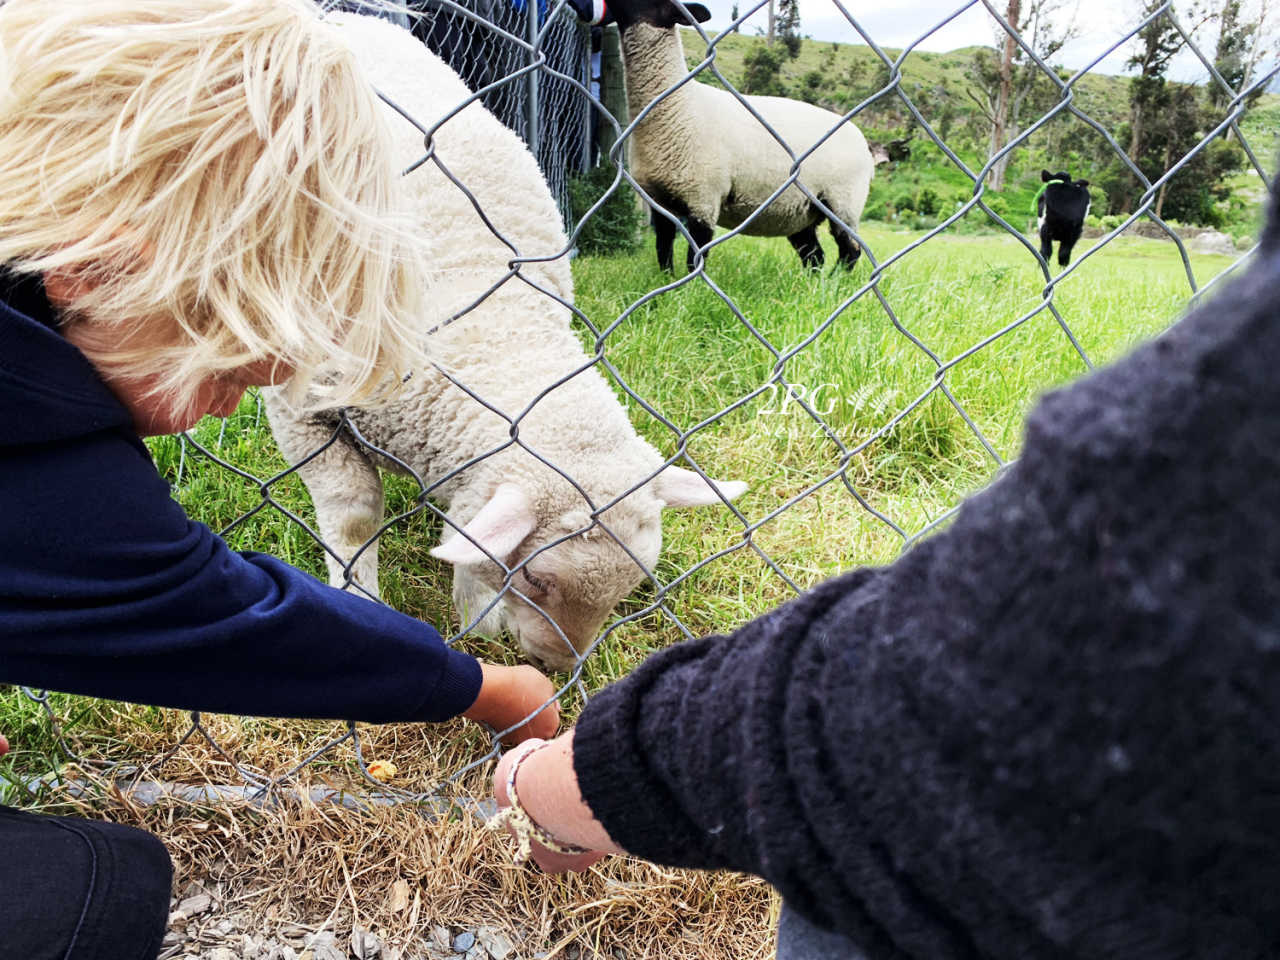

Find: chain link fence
<box><xmin>6</xmin><ymin>0</ymin><xmax>1277</xmax><ymax>811</ymax></box>
<box><xmin>407</xmin><ymin>0</ymin><xmax>593</xmax><ymax>221</ymax></box>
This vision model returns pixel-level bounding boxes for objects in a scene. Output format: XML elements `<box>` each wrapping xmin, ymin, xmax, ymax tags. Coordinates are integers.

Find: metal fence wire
<box><xmin>9</xmin><ymin>0</ymin><xmax>1279</xmax><ymax>809</ymax></box>
<box><xmin>408</xmin><ymin>0</ymin><xmax>593</xmax><ymax>221</ymax></box>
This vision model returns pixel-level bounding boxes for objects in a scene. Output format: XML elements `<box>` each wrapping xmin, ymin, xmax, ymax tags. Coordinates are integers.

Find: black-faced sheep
<box><xmin>262</xmin><ymin>12</ymin><xmax>746</xmax><ymax>671</ymax></box>
<box><xmin>1035</xmin><ymin>169</ymin><xmax>1091</xmax><ymax>267</ymax></box>
<box><xmin>579</xmin><ymin>0</ymin><xmax>874</xmax><ymax>273</ymax></box>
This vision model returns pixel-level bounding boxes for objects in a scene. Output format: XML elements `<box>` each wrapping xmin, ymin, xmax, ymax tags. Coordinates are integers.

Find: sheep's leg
<box><xmin>685</xmin><ymin>218</ymin><xmax>714</xmax><ymax>273</ymax></box>
<box><xmin>262</xmin><ymin>401</ymin><xmax>385</xmax><ymax>596</ymax></box>
<box><xmin>1039</xmin><ymin>226</ymin><xmax>1054</xmax><ymax>264</ymax></box>
<box><xmin>829</xmin><ymin>219</ymin><xmax>862</xmax><ymax>269</ymax></box>
<box><xmin>1058</xmin><ymin>226</ymin><xmax>1082</xmax><ymax>267</ymax></box>
<box><xmin>788</xmin><ymin>226</ymin><xmax>825</xmax><ymax>270</ymax></box>
<box><xmin>653</xmin><ymin>210</ymin><xmax>676</xmax><ymax>272</ymax></box>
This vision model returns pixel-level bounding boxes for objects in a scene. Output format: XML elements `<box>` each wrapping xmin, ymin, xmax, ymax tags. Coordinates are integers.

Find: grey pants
<box><xmin>776</xmin><ymin>905</ymin><xmax>866</xmax><ymax>959</ymax></box>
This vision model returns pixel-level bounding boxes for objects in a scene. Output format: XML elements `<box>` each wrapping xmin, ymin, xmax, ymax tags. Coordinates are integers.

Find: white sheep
<box><xmin>262</xmin><ymin>11</ymin><xmax>746</xmax><ymax>670</ymax></box>
<box><xmin>582</xmin><ymin>0</ymin><xmax>874</xmax><ymax>273</ymax></box>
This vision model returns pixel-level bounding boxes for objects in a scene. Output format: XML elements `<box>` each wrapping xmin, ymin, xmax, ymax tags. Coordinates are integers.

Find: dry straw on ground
<box><xmin>28</xmin><ymin>713</ymin><xmax>777</xmax><ymax>959</ymax></box>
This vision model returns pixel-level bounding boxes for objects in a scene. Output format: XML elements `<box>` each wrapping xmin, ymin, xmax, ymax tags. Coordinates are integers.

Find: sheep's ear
<box><xmin>431</xmin><ymin>483</ymin><xmax>536</xmax><ymax>566</ymax></box>
<box><xmin>653</xmin><ymin>465</ymin><xmax>748</xmax><ymax>508</ymax></box>
<box><xmin>1076</xmin><ymin>179</ymin><xmax>1090</xmax><ymax>188</ymax></box>
<box><xmin>657</xmin><ymin>0</ymin><xmax>710</xmax><ymax>24</ymax></box>
<box><xmin>680</xmin><ymin>1</ymin><xmax>712</xmax><ymax>22</ymax></box>
<box><xmin>1041</xmin><ymin>169</ymin><xmax>1053</xmax><ymax>182</ymax></box>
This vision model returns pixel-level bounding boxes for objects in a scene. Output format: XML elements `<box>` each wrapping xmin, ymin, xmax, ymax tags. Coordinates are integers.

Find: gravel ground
<box><xmin>162</xmin><ymin>881</ymin><xmax>627</xmax><ymax>960</ymax></box>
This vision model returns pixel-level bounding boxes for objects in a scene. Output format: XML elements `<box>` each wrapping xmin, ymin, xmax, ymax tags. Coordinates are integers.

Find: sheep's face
<box><xmin>432</xmin><ymin>469</ymin><xmax>747</xmax><ymax>671</ymax></box>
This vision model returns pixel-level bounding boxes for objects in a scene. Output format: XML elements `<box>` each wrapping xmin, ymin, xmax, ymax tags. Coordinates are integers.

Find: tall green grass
<box><xmin>1</xmin><ymin>223</ymin><xmax>1240</xmax><ymax>777</ymax></box>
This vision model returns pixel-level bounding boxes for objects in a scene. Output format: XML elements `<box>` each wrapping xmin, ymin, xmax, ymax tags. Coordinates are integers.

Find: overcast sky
<box><xmin>690</xmin><ymin>0</ymin><xmax>1227</xmax><ymax>82</ymax></box>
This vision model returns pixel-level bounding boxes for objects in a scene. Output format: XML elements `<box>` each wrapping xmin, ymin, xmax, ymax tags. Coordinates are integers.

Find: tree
<box><xmin>1210</xmin><ymin>0</ymin><xmax>1254</xmax><ymax>106</ymax></box>
<box><xmin>1118</xmin><ymin>0</ymin><xmax>1211</xmax><ymax>210</ymax></box>
<box><xmin>1239</xmin><ymin>0</ymin><xmax>1277</xmax><ymax>96</ymax></box>
<box><xmin>742</xmin><ymin>43</ymin><xmax>788</xmax><ymax>96</ymax></box>
<box><xmin>1126</xmin><ymin>0</ymin><xmax>1203</xmax><ymax>159</ymax></box>
<box><xmin>778</xmin><ymin>0</ymin><xmax>803</xmax><ymax>58</ymax></box>
<box><xmin>966</xmin><ymin>0</ymin><xmax>1077</xmax><ymax>190</ymax></box>
<box><xmin>1207</xmin><ymin>0</ymin><xmax>1275</xmax><ymax>110</ymax></box>
<box><xmin>1147</xmin><ymin>84</ymin><xmax>1245</xmax><ymax>220</ymax></box>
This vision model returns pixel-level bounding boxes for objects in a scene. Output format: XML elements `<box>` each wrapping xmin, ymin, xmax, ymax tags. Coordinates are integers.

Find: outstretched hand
<box><xmin>491</xmin><ymin>731</ymin><xmax>619</xmax><ymax>873</ymax></box>
<box><xmin>463</xmin><ymin>662</ymin><xmax>560</xmax><ymax>745</ymax></box>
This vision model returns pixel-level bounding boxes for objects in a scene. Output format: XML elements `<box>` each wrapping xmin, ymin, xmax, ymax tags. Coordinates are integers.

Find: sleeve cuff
<box><xmin>412</xmin><ymin>644</ymin><xmax>484</xmax><ymax>722</ymax></box>
<box><xmin>571</xmin><ymin>636</ymin><xmax>725</xmax><ymax>867</ymax></box>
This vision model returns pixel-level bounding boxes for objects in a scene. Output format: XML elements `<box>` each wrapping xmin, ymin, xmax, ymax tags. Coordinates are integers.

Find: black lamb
<box><xmin>1035</xmin><ymin>168</ymin><xmax>1091</xmax><ymax>267</ymax></box>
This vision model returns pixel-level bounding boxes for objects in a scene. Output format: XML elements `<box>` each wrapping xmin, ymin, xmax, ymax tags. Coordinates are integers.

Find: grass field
<box><xmin>0</xmin><ymin>220</ymin><xmax>1245</xmax><ymax>958</ymax></box>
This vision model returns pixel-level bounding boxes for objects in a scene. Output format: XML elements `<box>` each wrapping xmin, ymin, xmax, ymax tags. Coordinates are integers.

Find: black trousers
<box><xmin>0</xmin><ymin>804</ymin><xmax>171</xmax><ymax>960</ymax></box>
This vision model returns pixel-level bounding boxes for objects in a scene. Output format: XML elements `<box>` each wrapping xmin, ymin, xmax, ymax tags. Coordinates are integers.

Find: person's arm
<box><xmin>0</xmin><ymin>425</ymin><xmax>555</xmax><ymax>733</ymax></box>
<box><xmin>494</xmin><ymin>241</ymin><xmax>1280</xmax><ymax>952</ymax></box>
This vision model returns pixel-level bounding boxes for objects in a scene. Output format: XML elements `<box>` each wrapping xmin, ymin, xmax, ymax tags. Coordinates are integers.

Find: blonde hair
<box><xmin>0</xmin><ymin>0</ymin><xmax>430</xmax><ymax>415</ymax></box>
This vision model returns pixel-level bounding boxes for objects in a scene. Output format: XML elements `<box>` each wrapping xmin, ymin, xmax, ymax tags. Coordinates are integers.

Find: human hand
<box><xmin>0</xmin><ymin>733</ymin><xmax>7</xmax><ymax>757</ymax></box>
<box><xmin>463</xmin><ymin>662</ymin><xmax>559</xmax><ymax>744</ymax></box>
<box><xmin>491</xmin><ymin>731</ymin><xmax>619</xmax><ymax>873</ymax></box>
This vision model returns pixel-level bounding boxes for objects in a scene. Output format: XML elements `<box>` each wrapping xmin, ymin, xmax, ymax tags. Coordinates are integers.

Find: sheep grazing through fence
<box><xmin>579</xmin><ymin>0</ymin><xmax>874</xmax><ymax>274</ymax></box>
<box><xmin>1034</xmin><ymin>169</ymin><xmax>1092</xmax><ymax>267</ymax></box>
<box><xmin>262</xmin><ymin>12</ymin><xmax>746</xmax><ymax>672</ymax></box>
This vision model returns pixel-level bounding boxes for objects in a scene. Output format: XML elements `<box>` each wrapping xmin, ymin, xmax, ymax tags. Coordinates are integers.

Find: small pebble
<box><xmin>451</xmin><ymin>932</ymin><xmax>475</xmax><ymax>953</ymax></box>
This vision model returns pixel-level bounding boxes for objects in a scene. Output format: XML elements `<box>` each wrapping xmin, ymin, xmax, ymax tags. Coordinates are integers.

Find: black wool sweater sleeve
<box><xmin>574</xmin><ymin>216</ymin><xmax>1280</xmax><ymax>957</ymax></box>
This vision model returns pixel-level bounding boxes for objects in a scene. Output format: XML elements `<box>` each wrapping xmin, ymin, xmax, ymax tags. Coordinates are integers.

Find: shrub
<box><xmin>915</xmin><ymin>187</ymin><xmax>940</xmax><ymax>216</ymax></box>
<box><xmin>985</xmin><ymin>194</ymin><xmax>1010</xmax><ymax>219</ymax></box>
<box><xmin>1087</xmin><ymin>183</ymin><xmax>1108</xmax><ymax>216</ymax></box>
<box><xmin>863</xmin><ymin>197</ymin><xmax>889</xmax><ymax>221</ymax></box>
<box><xmin>741</xmin><ymin>44</ymin><xmax>789</xmax><ymax>97</ymax></box>
<box><xmin>568</xmin><ymin>164</ymin><xmax>645</xmax><ymax>256</ymax></box>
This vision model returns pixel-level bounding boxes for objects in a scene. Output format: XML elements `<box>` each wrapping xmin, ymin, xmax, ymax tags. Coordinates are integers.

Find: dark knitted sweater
<box><xmin>574</xmin><ymin>197</ymin><xmax>1280</xmax><ymax>957</ymax></box>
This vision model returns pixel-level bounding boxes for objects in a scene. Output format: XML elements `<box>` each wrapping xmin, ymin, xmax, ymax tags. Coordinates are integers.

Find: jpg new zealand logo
<box><xmin>756</xmin><ymin>382</ymin><xmax>847</xmax><ymax>417</ymax></box>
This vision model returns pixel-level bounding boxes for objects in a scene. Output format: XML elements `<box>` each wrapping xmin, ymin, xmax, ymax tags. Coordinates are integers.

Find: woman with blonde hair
<box><xmin>0</xmin><ymin>2</ymin><xmax>555</xmax><ymax>955</ymax></box>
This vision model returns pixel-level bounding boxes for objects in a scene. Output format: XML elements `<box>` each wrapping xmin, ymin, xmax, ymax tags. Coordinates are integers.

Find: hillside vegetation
<box><xmin>674</xmin><ymin>28</ymin><xmax>1278</xmax><ymax>241</ymax></box>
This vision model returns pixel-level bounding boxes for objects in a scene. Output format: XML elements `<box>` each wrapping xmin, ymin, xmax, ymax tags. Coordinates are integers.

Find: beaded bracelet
<box><xmin>489</xmin><ymin>739</ymin><xmax>593</xmax><ymax>864</ymax></box>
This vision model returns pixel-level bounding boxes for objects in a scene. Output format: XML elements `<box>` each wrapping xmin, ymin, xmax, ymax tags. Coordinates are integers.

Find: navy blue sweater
<box><xmin>0</xmin><ymin>271</ymin><xmax>481</xmax><ymax>723</ymax></box>
<box><xmin>575</xmin><ymin>196</ymin><xmax>1280</xmax><ymax>957</ymax></box>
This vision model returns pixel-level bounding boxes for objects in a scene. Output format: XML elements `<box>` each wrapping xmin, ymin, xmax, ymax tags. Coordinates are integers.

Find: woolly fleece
<box><xmin>621</xmin><ymin>24</ymin><xmax>873</xmax><ymax>241</ymax></box>
<box><xmin>263</xmin><ymin>14</ymin><xmax>741</xmax><ymax>669</ymax></box>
